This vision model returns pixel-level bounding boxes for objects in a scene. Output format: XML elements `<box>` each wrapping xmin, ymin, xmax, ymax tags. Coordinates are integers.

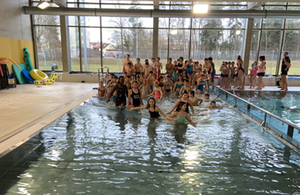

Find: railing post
<box><xmin>217</xmin><ymin>88</ymin><xmax>220</xmax><ymax>97</ymax></box>
<box><xmin>261</xmin><ymin>113</ymin><xmax>267</xmax><ymax>127</ymax></box>
<box><xmin>287</xmin><ymin>125</ymin><xmax>294</xmax><ymax>138</ymax></box>
<box><xmin>226</xmin><ymin>93</ymin><xmax>228</xmax><ymax>100</ymax></box>
<box><xmin>233</xmin><ymin>97</ymin><xmax>237</xmax><ymax>107</ymax></box>
<box><xmin>247</xmin><ymin>104</ymin><xmax>251</xmax><ymax>112</ymax></box>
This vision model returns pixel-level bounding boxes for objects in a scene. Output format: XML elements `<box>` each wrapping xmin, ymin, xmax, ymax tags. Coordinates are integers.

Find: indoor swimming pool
<box><xmin>1</xmin><ymin>95</ymin><xmax>300</xmax><ymax>194</ymax></box>
<box><xmin>226</xmin><ymin>90</ymin><xmax>300</xmax><ymax>142</ymax></box>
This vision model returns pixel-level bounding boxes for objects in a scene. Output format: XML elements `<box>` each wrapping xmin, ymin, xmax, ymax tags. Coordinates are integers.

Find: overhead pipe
<box><xmin>22</xmin><ymin>6</ymin><xmax>300</xmax><ymax>19</ymax></box>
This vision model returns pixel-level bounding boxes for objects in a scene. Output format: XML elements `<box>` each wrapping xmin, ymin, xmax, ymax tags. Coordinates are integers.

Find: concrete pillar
<box><xmin>243</xmin><ymin>18</ymin><xmax>254</xmax><ymax>76</ymax></box>
<box><xmin>152</xmin><ymin>18</ymin><xmax>159</xmax><ymax>58</ymax></box>
<box><xmin>275</xmin><ymin>19</ymin><xmax>286</xmax><ymax>76</ymax></box>
<box><xmin>60</xmin><ymin>15</ymin><xmax>71</xmax><ymax>73</ymax></box>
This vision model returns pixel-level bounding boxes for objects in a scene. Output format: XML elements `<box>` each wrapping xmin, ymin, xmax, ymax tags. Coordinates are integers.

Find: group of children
<box><xmin>219</xmin><ymin>55</ymin><xmax>245</xmax><ymax>90</ymax></box>
<box><xmin>97</xmin><ymin>74</ymin><xmax>218</xmax><ymax>125</ymax></box>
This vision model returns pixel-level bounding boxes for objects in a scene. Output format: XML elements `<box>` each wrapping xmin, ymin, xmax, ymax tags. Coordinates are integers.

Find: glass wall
<box><xmin>32</xmin><ymin>15</ymin><xmax>62</xmax><ymax>71</ymax></box>
<box><xmin>31</xmin><ymin>0</ymin><xmax>300</xmax><ymax>75</ymax></box>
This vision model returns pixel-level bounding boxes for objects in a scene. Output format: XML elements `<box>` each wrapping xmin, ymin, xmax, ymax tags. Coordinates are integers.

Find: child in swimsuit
<box><xmin>189</xmin><ymin>91</ymin><xmax>203</xmax><ymax>106</ymax></box>
<box><xmin>196</xmin><ymin>74</ymin><xmax>206</xmax><ymax>94</ymax></box>
<box><xmin>207</xmin><ymin>100</ymin><xmax>219</xmax><ymax>109</ymax></box>
<box><xmin>167</xmin><ymin>90</ymin><xmax>194</xmax><ymax>115</ymax></box>
<box><xmin>158</xmin><ymin>76</ymin><xmax>165</xmax><ymax>92</ymax></box>
<box><xmin>127</xmin><ymin>81</ymin><xmax>143</xmax><ymax>108</ymax></box>
<box><xmin>107</xmin><ymin>76</ymin><xmax>128</xmax><ymax>107</ymax></box>
<box><xmin>179</xmin><ymin>79</ymin><xmax>192</xmax><ymax>97</ymax></box>
<box><xmin>167</xmin><ymin>102</ymin><xmax>197</xmax><ymax>125</ymax></box>
<box><xmin>147</xmin><ymin>80</ymin><xmax>163</xmax><ymax>101</ymax></box>
<box><xmin>98</xmin><ymin>80</ymin><xmax>106</xmax><ymax>98</ymax></box>
<box><xmin>164</xmin><ymin>74</ymin><xmax>173</xmax><ymax>95</ymax></box>
<box><xmin>147</xmin><ymin>71</ymin><xmax>155</xmax><ymax>93</ymax></box>
<box><xmin>249</xmin><ymin>61</ymin><xmax>258</xmax><ymax>89</ymax></box>
<box><xmin>130</xmin><ymin>97</ymin><xmax>166</xmax><ymax>119</ymax></box>
<box><xmin>186</xmin><ymin>59</ymin><xmax>194</xmax><ymax>85</ymax></box>
<box><xmin>173</xmin><ymin>74</ymin><xmax>184</xmax><ymax>97</ymax></box>
<box><xmin>139</xmin><ymin>78</ymin><xmax>150</xmax><ymax>97</ymax></box>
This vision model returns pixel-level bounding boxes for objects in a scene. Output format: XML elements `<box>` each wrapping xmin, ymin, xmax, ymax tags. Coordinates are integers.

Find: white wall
<box><xmin>0</xmin><ymin>0</ymin><xmax>32</xmax><ymax>40</ymax></box>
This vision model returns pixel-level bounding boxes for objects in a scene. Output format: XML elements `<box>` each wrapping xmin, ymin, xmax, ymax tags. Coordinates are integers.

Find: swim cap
<box><xmin>143</xmin><ymin>78</ymin><xmax>147</xmax><ymax>82</ymax></box>
<box><xmin>154</xmin><ymin>80</ymin><xmax>159</xmax><ymax>84</ymax></box>
<box><xmin>200</xmin><ymin>73</ymin><xmax>205</xmax><ymax>77</ymax></box>
<box><xmin>99</xmin><ymin>80</ymin><xmax>103</xmax><ymax>83</ymax></box>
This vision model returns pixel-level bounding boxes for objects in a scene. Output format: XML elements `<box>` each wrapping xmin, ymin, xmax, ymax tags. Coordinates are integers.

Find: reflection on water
<box><xmin>1</xmin><ymin>95</ymin><xmax>300</xmax><ymax>194</ymax></box>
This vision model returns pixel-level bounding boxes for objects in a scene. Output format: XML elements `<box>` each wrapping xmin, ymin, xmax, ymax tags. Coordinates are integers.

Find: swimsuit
<box><xmin>141</xmin><ymin>86</ymin><xmax>148</xmax><ymax>97</ymax></box>
<box><xmin>116</xmin><ymin>85</ymin><xmax>127</xmax><ymax>103</ymax></box>
<box><xmin>135</xmin><ymin>72</ymin><xmax>140</xmax><ymax>78</ymax></box>
<box><xmin>150</xmin><ymin>85</ymin><xmax>154</xmax><ymax>90</ymax></box>
<box><xmin>149</xmin><ymin>110</ymin><xmax>160</xmax><ymax>118</ymax></box>
<box><xmin>257</xmin><ymin>62</ymin><xmax>265</xmax><ymax>77</ymax></box>
<box><xmin>187</xmin><ymin>64</ymin><xmax>193</xmax><ymax>75</ymax></box>
<box><xmin>131</xmin><ymin>89</ymin><xmax>141</xmax><ymax>107</ymax></box>
<box><xmin>158</xmin><ymin>83</ymin><xmax>164</xmax><ymax>88</ymax></box>
<box><xmin>177</xmin><ymin>63</ymin><xmax>183</xmax><ymax>74</ymax></box>
<box><xmin>223</xmin><ymin>74</ymin><xmax>228</xmax><ymax>78</ymax></box>
<box><xmin>154</xmin><ymin>90</ymin><xmax>161</xmax><ymax>99</ymax></box>
<box><xmin>281</xmin><ymin>64</ymin><xmax>288</xmax><ymax>75</ymax></box>
<box><xmin>196</xmin><ymin>80</ymin><xmax>205</xmax><ymax>91</ymax></box>
<box><xmin>165</xmin><ymin>81</ymin><xmax>172</xmax><ymax>93</ymax></box>
<box><xmin>98</xmin><ymin>88</ymin><xmax>106</xmax><ymax>97</ymax></box>
<box><xmin>175</xmin><ymin>83</ymin><xmax>183</xmax><ymax>95</ymax></box>
<box><xmin>176</xmin><ymin>116</ymin><xmax>186</xmax><ymax>124</ymax></box>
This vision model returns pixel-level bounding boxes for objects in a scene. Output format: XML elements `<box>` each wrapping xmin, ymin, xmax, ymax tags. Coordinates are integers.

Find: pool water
<box><xmin>1</xmin><ymin>95</ymin><xmax>300</xmax><ymax>194</ymax></box>
<box><xmin>230</xmin><ymin>90</ymin><xmax>300</xmax><ymax>140</ymax></box>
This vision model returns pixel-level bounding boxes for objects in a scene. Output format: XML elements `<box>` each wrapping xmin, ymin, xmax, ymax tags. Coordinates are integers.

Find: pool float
<box><xmin>30</xmin><ymin>69</ymin><xmax>48</xmax><ymax>80</ymax></box>
<box><xmin>33</xmin><ymin>73</ymin><xmax>58</xmax><ymax>85</ymax></box>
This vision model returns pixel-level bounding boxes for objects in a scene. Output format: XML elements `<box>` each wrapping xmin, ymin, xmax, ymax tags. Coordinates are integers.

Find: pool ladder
<box><xmin>98</xmin><ymin>66</ymin><xmax>109</xmax><ymax>84</ymax></box>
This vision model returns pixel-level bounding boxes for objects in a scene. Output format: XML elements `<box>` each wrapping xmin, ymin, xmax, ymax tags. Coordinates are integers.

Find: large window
<box><xmin>31</xmin><ymin>0</ymin><xmax>300</xmax><ymax>75</ymax></box>
<box><xmin>33</xmin><ymin>16</ymin><xmax>62</xmax><ymax>71</ymax></box>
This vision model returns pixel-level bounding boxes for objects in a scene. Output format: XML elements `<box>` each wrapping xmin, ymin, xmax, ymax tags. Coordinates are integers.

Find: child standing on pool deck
<box><xmin>249</xmin><ymin>61</ymin><xmax>258</xmax><ymax>89</ymax></box>
<box><xmin>98</xmin><ymin>80</ymin><xmax>106</xmax><ymax>98</ymax></box>
<box><xmin>167</xmin><ymin>102</ymin><xmax>197</xmax><ymax>125</ymax></box>
<box><xmin>147</xmin><ymin>80</ymin><xmax>163</xmax><ymax>101</ymax></box>
<box><xmin>130</xmin><ymin>97</ymin><xmax>166</xmax><ymax>119</ymax></box>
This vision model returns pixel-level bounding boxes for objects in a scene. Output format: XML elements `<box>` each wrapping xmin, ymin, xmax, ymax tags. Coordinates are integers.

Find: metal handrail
<box><xmin>211</xmin><ymin>85</ymin><xmax>300</xmax><ymax>134</ymax></box>
<box><xmin>98</xmin><ymin>66</ymin><xmax>109</xmax><ymax>82</ymax></box>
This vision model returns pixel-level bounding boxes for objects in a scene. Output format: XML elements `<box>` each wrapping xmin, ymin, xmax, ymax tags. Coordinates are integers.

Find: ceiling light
<box><xmin>37</xmin><ymin>1</ymin><xmax>50</xmax><ymax>9</ymax></box>
<box><xmin>193</xmin><ymin>4</ymin><xmax>209</xmax><ymax>14</ymax></box>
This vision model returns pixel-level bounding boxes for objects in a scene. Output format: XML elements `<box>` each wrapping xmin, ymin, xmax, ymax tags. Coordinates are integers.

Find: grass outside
<box><xmin>39</xmin><ymin>58</ymin><xmax>300</xmax><ymax>75</ymax></box>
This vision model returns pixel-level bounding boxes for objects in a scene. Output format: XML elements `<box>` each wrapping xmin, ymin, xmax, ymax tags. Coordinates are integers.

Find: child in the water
<box><xmin>98</xmin><ymin>80</ymin><xmax>106</xmax><ymax>98</ymax></box>
<box><xmin>130</xmin><ymin>97</ymin><xmax>166</xmax><ymax>119</ymax></box>
<box><xmin>167</xmin><ymin>102</ymin><xmax>197</xmax><ymax>125</ymax></box>
<box><xmin>207</xmin><ymin>100</ymin><xmax>219</xmax><ymax>109</ymax></box>
<box><xmin>188</xmin><ymin>91</ymin><xmax>203</xmax><ymax>106</ymax></box>
<box><xmin>139</xmin><ymin>78</ymin><xmax>150</xmax><ymax>97</ymax></box>
<box><xmin>167</xmin><ymin>90</ymin><xmax>194</xmax><ymax>115</ymax></box>
<box><xmin>196</xmin><ymin>73</ymin><xmax>206</xmax><ymax>94</ymax></box>
<box><xmin>147</xmin><ymin>80</ymin><xmax>163</xmax><ymax>101</ymax></box>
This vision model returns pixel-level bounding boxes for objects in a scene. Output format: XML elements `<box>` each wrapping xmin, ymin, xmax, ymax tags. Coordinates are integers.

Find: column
<box><xmin>60</xmin><ymin>15</ymin><xmax>71</xmax><ymax>73</ymax></box>
<box><xmin>242</xmin><ymin>18</ymin><xmax>254</xmax><ymax>76</ymax></box>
